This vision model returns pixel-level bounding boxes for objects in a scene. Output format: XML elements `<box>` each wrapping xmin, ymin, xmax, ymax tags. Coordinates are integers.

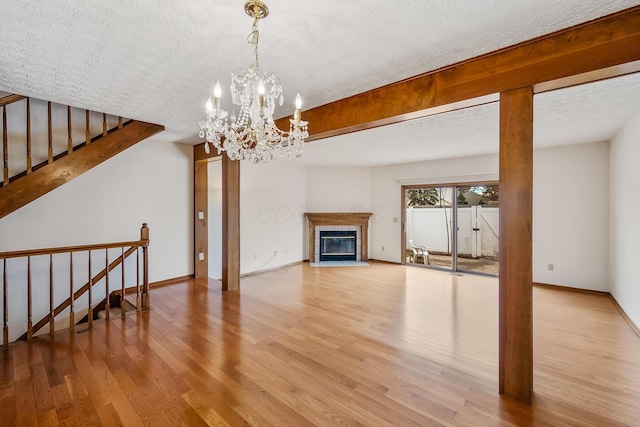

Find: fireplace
<box><xmin>304</xmin><ymin>212</ymin><xmax>373</xmax><ymax>263</ymax></box>
<box><xmin>319</xmin><ymin>231</ymin><xmax>357</xmax><ymax>261</ymax></box>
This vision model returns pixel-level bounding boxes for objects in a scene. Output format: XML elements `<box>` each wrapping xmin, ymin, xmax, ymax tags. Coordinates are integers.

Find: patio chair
<box><xmin>408</xmin><ymin>239</ymin><xmax>430</xmax><ymax>265</ymax></box>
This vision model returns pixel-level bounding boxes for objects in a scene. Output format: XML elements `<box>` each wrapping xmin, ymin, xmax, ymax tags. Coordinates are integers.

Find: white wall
<box><xmin>305</xmin><ymin>166</ymin><xmax>371</xmax><ymax>260</ymax></box>
<box><xmin>0</xmin><ymin>138</ymin><xmax>193</xmax><ymax>279</ymax></box>
<box><xmin>368</xmin><ymin>144</ymin><xmax>610</xmax><ymax>291</ymax></box>
<box><xmin>240</xmin><ymin>159</ymin><xmax>306</xmax><ymax>274</ymax></box>
<box><xmin>610</xmin><ymin>112</ymin><xmax>640</xmax><ymax>327</ymax></box>
<box><xmin>0</xmin><ymin>138</ymin><xmax>194</xmax><ymax>339</ymax></box>
<box><xmin>533</xmin><ymin>142</ymin><xmax>609</xmax><ymax>291</ymax></box>
<box><xmin>305</xmin><ymin>166</ymin><xmax>371</xmax><ymax>212</ymax></box>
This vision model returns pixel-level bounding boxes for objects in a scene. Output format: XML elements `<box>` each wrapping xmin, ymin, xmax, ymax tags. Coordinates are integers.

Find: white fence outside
<box><xmin>406</xmin><ymin>206</ymin><xmax>499</xmax><ymax>257</ymax></box>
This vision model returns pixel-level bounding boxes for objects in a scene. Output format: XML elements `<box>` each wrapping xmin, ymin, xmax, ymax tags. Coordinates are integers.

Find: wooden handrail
<box><xmin>0</xmin><ymin>238</ymin><xmax>148</xmax><ymax>259</ymax></box>
<box><xmin>2</xmin><ymin>223</ymin><xmax>150</xmax><ymax>348</ymax></box>
<box><xmin>4</xmin><ymin>119</ymin><xmax>134</xmax><ymax>186</ymax></box>
<box><xmin>0</xmin><ymin>94</ymin><xmax>130</xmax><ymax>191</ymax></box>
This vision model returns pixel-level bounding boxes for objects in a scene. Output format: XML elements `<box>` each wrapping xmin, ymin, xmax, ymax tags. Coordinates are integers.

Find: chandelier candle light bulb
<box><xmin>198</xmin><ymin>0</ymin><xmax>309</xmax><ymax>163</ymax></box>
<box><xmin>258</xmin><ymin>81</ymin><xmax>265</xmax><ymax>109</ymax></box>
<box><xmin>294</xmin><ymin>93</ymin><xmax>302</xmax><ymax>123</ymax></box>
<box><xmin>213</xmin><ymin>81</ymin><xmax>221</xmax><ymax>110</ymax></box>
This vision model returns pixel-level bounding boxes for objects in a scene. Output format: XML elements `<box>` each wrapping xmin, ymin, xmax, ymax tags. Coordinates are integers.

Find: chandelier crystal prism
<box><xmin>198</xmin><ymin>0</ymin><xmax>308</xmax><ymax>163</ymax></box>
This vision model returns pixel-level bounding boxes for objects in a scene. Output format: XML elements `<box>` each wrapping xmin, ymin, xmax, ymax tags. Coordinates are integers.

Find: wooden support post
<box><xmin>26</xmin><ymin>98</ymin><xmax>32</xmax><ymax>173</ymax></box>
<box><xmin>194</xmin><ymin>160</ymin><xmax>208</xmax><ymax>278</ymax></box>
<box><xmin>87</xmin><ymin>250</ymin><xmax>93</xmax><ymax>328</ymax></box>
<box><xmin>136</xmin><ymin>247</ymin><xmax>140</xmax><ymax>311</ymax></box>
<box><xmin>140</xmin><ymin>223</ymin><xmax>150</xmax><ymax>310</ymax></box>
<box><xmin>27</xmin><ymin>256</ymin><xmax>32</xmax><ymax>340</ymax></box>
<box><xmin>121</xmin><ymin>247</ymin><xmax>126</xmax><ymax>318</ymax></box>
<box><xmin>102</xmin><ymin>113</ymin><xmax>107</xmax><ymax>137</ymax></box>
<box><xmin>3</xmin><ymin>258</ymin><xmax>8</xmax><ymax>348</ymax></box>
<box><xmin>118</xmin><ymin>116</ymin><xmax>123</xmax><ymax>129</ymax></box>
<box><xmin>49</xmin><ymin>254</ymin><xmax>54</xmax><ymax>335</ymax></box>
<box><xmin>499</xmin><ymin>87</ymin><xmax>534</xmax><ymax>404</ymax></box>
<box><xmin>222</xmin><ymin>155</ymin><xmax>240</xmax><ymax>291</ymax></box>
<box><xmin>105</xmin><ymin>249</ymin><xmax>110</xmax><ymax>320</ymax></box>
<box><xmin>69</xmin><ymin>252</ymin><xmax>74</xmax><ymax>330</ymax></box>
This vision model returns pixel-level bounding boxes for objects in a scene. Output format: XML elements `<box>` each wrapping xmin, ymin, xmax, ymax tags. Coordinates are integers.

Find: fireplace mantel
<box><xmin>305</xmin><ymin>212</ymin><xmax>373</xmax><ymax>262</ymax></box>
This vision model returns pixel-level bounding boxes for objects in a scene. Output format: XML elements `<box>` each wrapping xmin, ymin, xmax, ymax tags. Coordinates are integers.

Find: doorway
<box><xmin>403</xmin><ymin>184</ymin><xmax>499</xmax><ymax>276</ymax></box>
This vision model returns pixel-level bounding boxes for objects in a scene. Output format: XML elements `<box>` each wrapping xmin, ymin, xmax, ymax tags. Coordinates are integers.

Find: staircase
<box><xmin>1</xmin><ymin>224</ymin><xmax>151</xmax><ymax>347</ymax></box>
<box><xmin>0</xmin><ymin>93</ymin><xmax>164</xmax><ymax>219</ymax></box>
<box><xmin>0</xmin><ymin>93</ymin><xmax>162</xmax><ymax>346</ymax></box>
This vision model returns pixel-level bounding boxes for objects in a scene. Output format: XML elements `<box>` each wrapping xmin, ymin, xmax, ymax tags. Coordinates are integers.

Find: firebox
<box><xmin>319</xmin><ymin>231</ymin><xmax>357</xmax><ymax>261</ymax></box>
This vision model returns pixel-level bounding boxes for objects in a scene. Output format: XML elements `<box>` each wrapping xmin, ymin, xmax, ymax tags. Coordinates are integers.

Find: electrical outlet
<box><xmin>198</xmin><ymin>211</ymin><xmax>204</xmax><ymax>220</ymax></box>
<box><xmin>198</xmin><ymin>252</ymin><xmax>204</xmax><ymax>261</ymax></box>
<box><xmin>548</xmin><ymin>263</ymin><xmax>554</xmax><ymax>271</ymax></box>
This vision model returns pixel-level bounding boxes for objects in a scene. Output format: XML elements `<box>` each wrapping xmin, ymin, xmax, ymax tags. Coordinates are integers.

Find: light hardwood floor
<box><xmin>1</xmin><ymin>262</ymin><xmax>639</xmax><ymax>426</ymax></box>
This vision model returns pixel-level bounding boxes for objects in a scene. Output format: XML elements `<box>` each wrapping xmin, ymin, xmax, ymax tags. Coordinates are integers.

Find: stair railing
<box><xmin>0</xmin><ymin>223</ymin><xmax>150</xmax><ymax>348</ymax></box>
<box><xmin>1</xmin><ymin>93</ymin><xmax>130</xmax><ymax>188</ymax></box>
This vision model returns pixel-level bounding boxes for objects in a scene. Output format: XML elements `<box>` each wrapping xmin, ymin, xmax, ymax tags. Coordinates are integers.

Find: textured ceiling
<box><xmin>0</xmin><ymin>0</ymin><xmax>639</xmax><ymax>149</ymax></box>
<box><xmin>302</xmin><ymin>72</ymin><xmax>640</xmax><ymax>166</ymax></box>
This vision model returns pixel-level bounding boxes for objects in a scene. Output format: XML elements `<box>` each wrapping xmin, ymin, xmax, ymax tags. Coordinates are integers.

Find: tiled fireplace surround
<box><xmin>304</xmin><ymin>212</ymin><xmax>373</xmax><ymax>264</ymax></box>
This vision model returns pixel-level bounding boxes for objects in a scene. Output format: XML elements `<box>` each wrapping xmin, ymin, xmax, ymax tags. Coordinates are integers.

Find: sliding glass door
<box><xmin>405</xmin><ymin>187</ymin><xmax>454</xmax><ymax>270</ymax></box>
<box><xmin>403</xmin><ymin>183</ymin><xmax>499</xmax><ymax>276</ymax></box>
<box><xmin>455</xmin><ymin>185</ymin><xmax>499</xmax><ymax>275</ymax></box>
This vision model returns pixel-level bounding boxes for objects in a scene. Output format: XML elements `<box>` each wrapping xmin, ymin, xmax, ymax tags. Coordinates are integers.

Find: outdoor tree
<box><xmin>479</xmin><ymin>185</ymin><xmax>499</xmax><ymax>205</ymax></box>
<box><xmin>407</xmin><ymin>188</ymin><xmax>439</xmax><ymax>206</ymax></box>
<box><xmin>457</xmin><ymin>188</ymin><xmax>468</xmax><ymax>205</ymax></box>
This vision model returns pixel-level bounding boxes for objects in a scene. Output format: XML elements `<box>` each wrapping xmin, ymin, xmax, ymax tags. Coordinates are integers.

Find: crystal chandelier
<box><xmin>199</xmin><ymin>1</ymin><xmax>309</xmax><ymax>163</ymax></box>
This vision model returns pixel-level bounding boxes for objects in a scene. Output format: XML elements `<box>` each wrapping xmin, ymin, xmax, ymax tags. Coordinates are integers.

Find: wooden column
<box><xmin>222</xmin><ymin>155</ymin><xmax>240</xmax><ymax>291</ymax></box>
<box><xmin>499</xmin><ymin>87</ymin><xmax>533</xmax><ymax>404</ymax></box>
<box><xmin>194</xmin><ymin>160</ymin><xmax>208</xmax><ymax>278</ymax></box>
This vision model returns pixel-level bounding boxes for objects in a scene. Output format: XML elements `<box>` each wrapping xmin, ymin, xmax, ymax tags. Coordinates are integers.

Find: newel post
<box><xmin>140</xmin><ymin>223</ymin><xmax>150</xmax><ymax>310</ymax></box>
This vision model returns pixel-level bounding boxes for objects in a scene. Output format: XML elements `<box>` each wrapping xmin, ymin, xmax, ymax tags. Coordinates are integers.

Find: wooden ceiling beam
<box><xmin>273</xmin><ymin>6</ymin><xmax>640</xmax><ymax>141</ymax></box>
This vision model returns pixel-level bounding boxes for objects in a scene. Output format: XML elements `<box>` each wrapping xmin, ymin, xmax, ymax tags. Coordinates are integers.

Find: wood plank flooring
<box><xmin>1</xmin><ymin>262</ymin><xmax>639</xmax><ymax>426</ymax></box>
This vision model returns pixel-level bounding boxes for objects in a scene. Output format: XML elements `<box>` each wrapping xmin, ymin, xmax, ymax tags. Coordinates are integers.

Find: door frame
<box><xmin>401</xmin><ymin>180</ymin><xmax>499</xmax><ymax>275</ymax></box>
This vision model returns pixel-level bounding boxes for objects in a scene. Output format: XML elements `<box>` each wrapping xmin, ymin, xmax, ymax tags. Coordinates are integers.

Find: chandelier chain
<box><xmin>247</xmin><ymin>15</ymin><xmax>260</xmax><ymax>70</ymax></box>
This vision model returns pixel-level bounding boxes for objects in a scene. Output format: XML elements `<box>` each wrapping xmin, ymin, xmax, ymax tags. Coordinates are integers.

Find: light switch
<box><xmin>198</xmin><ymin>252</ymin><xmax>205</xmax><ymax>261</ymax></box>
<box><xmin>198</xmin><ymin>211</ymin><xmax>204</xmax><ymax>220</ymax></box>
